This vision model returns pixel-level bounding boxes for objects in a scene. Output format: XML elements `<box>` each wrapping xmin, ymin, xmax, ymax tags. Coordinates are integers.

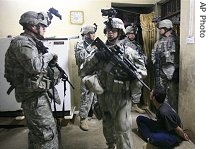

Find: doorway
<box><xmin>112</xmin><ymin>4</ymin><xmax>154</xmax><ymax>49</ymax></box>
<box><xmin>112</xmin><ymin>4</ymin><xmax>155</xmax><ymax>107</ymax></box>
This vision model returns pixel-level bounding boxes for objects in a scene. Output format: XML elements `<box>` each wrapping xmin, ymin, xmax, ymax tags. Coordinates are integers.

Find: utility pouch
<box><xmin>25</xmin><ymin>74</ymin><xmax>51</xmax><ymax>91</ymax></box>
<box><xmin>93</xmin><ymin>102</ymin><xmax>102</xmax><ymax>120</ymax></box>
<box><xmin>82</xmin><ymin>74</ymin><xmax>104</xmax><ymax>94</ymax></box>
<box><xmin>112</xmin><ymin>79</ymin><xmax>124</xmax><ymax>92</ymax></box>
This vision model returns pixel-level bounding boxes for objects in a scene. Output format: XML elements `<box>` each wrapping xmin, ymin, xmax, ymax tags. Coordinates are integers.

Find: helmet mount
<box><xmin>19</xmin><ymin>8</ymin><xmax>62</xmax><ymax>39</ymax></box>
<box><xmin>101</xmin><ymin>8</ymin><xmax>126</xmax><ymax>36</ymax></box>
<box><xmin>19</xmin><ymin>8</ymin><xmax>61</xmax><ymax>27</ymax></box>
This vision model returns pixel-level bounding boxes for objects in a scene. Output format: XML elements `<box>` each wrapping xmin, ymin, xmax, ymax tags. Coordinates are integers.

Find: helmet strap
<box><xmin>23</xmin><ymin>24</ymin><xmax>44</xmax><ymax>39</ymax></box>
<box><xmin>84</xmin><ymin>35</ymin><xmax>94</xmax><ymax>44</ymax></box>
<box><xmin>163</xmin><ymin>28</ymin><xmax>172</xmax><ymax>37</ymax></box>
<box><xmin>107</xmin><ymin>36</ymin><xmax>118</xmax><ymax>45</ymax></box>
<box><xmin>35</xmin><ymin>24</ymin><xmax>44</xmax><ymax>40</ymax></box>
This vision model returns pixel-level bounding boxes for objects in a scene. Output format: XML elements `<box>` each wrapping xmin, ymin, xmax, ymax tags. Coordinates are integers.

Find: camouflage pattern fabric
<box><xmin>130</xmin><ymin>79</ymin><xmax>143</xmax><ymax>104</ymax></box>
<box><xmin>74</xmin><ymin>40</ymin><xmax>90</xmax><ymax>75</ymax></box>
<box><xmin>151</xmin><ymin>34</ymin><xmax>179</xmax><ymax>111</ymax></box>
<box><xmin>82</xmin><ymin>39</ymin><xmax>147</xmax><ymax>149</ymax></box>
<box><xmin>22</xmin><ymin>93</ymin><xmax>58</xmax><ymax>149</ymax></box>
<box><xmin>123</xmin><ymin>37</ymin><xmax>145</xmax><ymax>58</ymax></box>
<box><xmin>79</xmin><ymin>80</ymin><xmax>97</xmax><ymax>118</ymax></box>
<box><xmin>123</xmin><ymin>38</ymin><xmax>147</xmax><ymax>104</ymax></box>
<box><xmin>4</xmin><ymin>32</ymin><xmax>59</xmax><ymax>149</ymax></box>
<box><xmin>74</xmin><ymin>40</ymin><xmax>97</xmax><ymax>119</ymax></box>
<box><xmin>98</xmin><ymin>90</ymin><xmax>132</xmax><ymax>149</ymax></box>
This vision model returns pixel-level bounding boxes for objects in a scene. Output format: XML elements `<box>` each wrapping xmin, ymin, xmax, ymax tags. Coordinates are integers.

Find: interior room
<box><xmin>0</xmin><ymin>0</ymin><xmax>195</xmax><ymax>148</ymax></box>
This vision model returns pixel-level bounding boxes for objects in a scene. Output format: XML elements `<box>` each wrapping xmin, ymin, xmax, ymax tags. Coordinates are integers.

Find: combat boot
<box><xmin>80</xmin><ymin>117</ymin><xmax>88</xmax><ymax>131</ymax></box>
<box><xmin>132</xmin><ymin>104</ymin><xmax>146</xmax><ymax>114</ymax></box>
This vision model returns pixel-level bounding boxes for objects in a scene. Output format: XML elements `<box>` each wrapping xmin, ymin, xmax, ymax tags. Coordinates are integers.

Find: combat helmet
<box><xmin>158</xmin><ymin>19</ymin><xmax>173</xmax><ymax>29</ymax></box>
<box><xmin>125</xmin><ymin>25</ymin><xmax>138</xmax><ymax>35</ymax></box>
<box><xmin>103</xmin><ymin>18</ymin><xmax>126</xmax><ymax>35</ymax></box>
<box><xmin>81</xmin><ymin>25</ymin><xmax>97</xmax><ymax>36</ymax></box>
<box><xmin>19</xmin><ymin>11</ymin><xmax>50</xmax><ymax>27</ymax></box>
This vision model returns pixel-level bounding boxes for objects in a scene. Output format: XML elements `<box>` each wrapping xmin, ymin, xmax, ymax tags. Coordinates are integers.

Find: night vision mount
<box><xmin>130</xmin><ymin>23</ymin><xmax>139</xmax><ymax>34</ymax></box>
<box><xmin>152</xmin><ymin>16</ymin><xmax>161</xmax><ymax>28</ymax></box>
<box><xmin>101</xmin><ymin>8</ymin><xmax>117</xmax><ymax>28</ymax></box>
<box><xmin>101</xmin><ymin>8</ymin><xmax>117</xmax><ymax>18</ymax></box>
<box><xmin>152</xmin><ymin>16</ymin><xmax>161</xmax><ymax>23</ymax></box>
<box><xmin>47</xmin><ymin>7</ymin><xmax>62</xmax><ymax>25</ymax></box>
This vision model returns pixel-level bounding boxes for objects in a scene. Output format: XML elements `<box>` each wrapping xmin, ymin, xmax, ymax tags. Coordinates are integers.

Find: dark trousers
<box><xmin>136</xmin><ymin>116</ymin><xmax>182</xmax><ymax>148</ymax></box>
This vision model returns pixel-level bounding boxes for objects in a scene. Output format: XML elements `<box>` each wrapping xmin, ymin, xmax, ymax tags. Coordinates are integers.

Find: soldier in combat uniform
<box><xmin>81</xmin><ymin>18</ymin><xmax>147</xmax><ymax>149</ymax></box>
<box><xmin>124</xmin><ymin>25</ymin><xmax>147</xmax><ymax>114</ymax></box>
<box><xmin>4</xmin><ymin>11</ymin><xmax>61</xmax><ymax>149</ymax></box>
<box><xmin>74</xmin><ymin>24</ymin><xmax>98</xmax><ymax>131</ymax></box>
<box><xmin>151</xmin><ymin>19</ymin><xmax>180</xmax><ymax>111</ymax></box>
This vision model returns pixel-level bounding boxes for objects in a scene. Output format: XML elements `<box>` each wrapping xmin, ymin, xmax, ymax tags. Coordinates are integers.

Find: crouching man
<box><xmin>136</xmin><ymin>86</ymin><xmax>189</xmax><ymax>148</ymax></box>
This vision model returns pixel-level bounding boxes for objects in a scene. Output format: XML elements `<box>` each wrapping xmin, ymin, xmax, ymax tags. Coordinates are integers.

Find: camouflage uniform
<box><xmin>124</xmin><ymin>26</ymin><xmax>147</xmax><ymax>113</ymax></box>
<box><xmin>82</xmin><ymin>18</ymin><xmax>147</xmax><ymax>149</ymax></box>
<box><xmin>4</xmin><ymin>11</ymin><xmax>60</xmax><ymax>149</ymax></box>
<box><xmin>151</xmin><ymin>19</ymin><xmax>179</xmax><ymax>111</ymax></box>
<box><xmin>74</xmin><ymin>24</ymin><xmax>97</xmax><ymax>131</ymax></box>
<box><xmin>123</xmin><ymin>38</ymin><xmax>146</xmax><ymax>64</ymax></box>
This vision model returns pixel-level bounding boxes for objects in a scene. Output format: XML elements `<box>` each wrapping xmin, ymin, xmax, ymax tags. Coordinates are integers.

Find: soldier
<box><xmin>74</xmin><ymin>24</ymin><xmax>97</xmax><ymax>131</ymax></box>
<box><xmin>125</xmin><ymin>25</ymin><xmax>146</xmax><ymax>60</ymax></box>
<box><xmin>4</xmin><ymin>11</ymin><xmax>61</xmax><ymax>148</ymax></box>
<box><xmin>124</xmin><ymin>25</ymin><xmax>147</xmax><ymax>114</ymax></box>
<box><xmin>151</xmin><ymin>19</ymin><xmax>180</xmax><ymax>111</ymax></box>
<box><xmin>81</xmin><ymin>18</ymin><xmax>147</xmax><ymax>149</ymax></box>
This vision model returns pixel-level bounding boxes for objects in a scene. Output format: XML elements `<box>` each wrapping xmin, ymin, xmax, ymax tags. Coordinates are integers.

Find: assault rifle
<box><xmin>54</xmin><ymin>63</ymin><xmax>75</xmax><ymax>90</ymax></box>
<box><xmin>37</xmin><ymin>40</ymin><xmax>75</xmax><ymax>89</ymax></box>
<box><xmin>91</xmin><ymin>37</ymin><xmax>151</xmax><ymax>91</ymax></box>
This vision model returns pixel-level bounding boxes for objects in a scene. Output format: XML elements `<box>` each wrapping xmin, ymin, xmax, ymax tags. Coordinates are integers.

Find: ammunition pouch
<box><xmin>24</xmin><ymin>74</ymin><xmax>51</xmax><ymax>92</ymax></box>
<box><xmin>105</xmin><ymin>73</ymin><xmax>130</xmax><ymax>92</ymax></box>
<box><xmin>82</xmin><ymin>74</ymin><xmax>104</xmax><ymax>94</ymax></box>
<box><xmin>112</xmin><ymin>79</ymin><xmax>124</xmax><ymax>92</ymax></box>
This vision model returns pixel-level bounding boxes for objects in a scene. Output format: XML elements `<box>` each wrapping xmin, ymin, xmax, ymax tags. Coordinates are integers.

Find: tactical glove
<box><xmin>49</xmin><ymin>54</ymin><xmax>58</xmax><ymax>67</ymax></box>
<box><xmin>43</xmin><ymin>53</ymin><xmax>54</xmax><ymax>63</ymax></box>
